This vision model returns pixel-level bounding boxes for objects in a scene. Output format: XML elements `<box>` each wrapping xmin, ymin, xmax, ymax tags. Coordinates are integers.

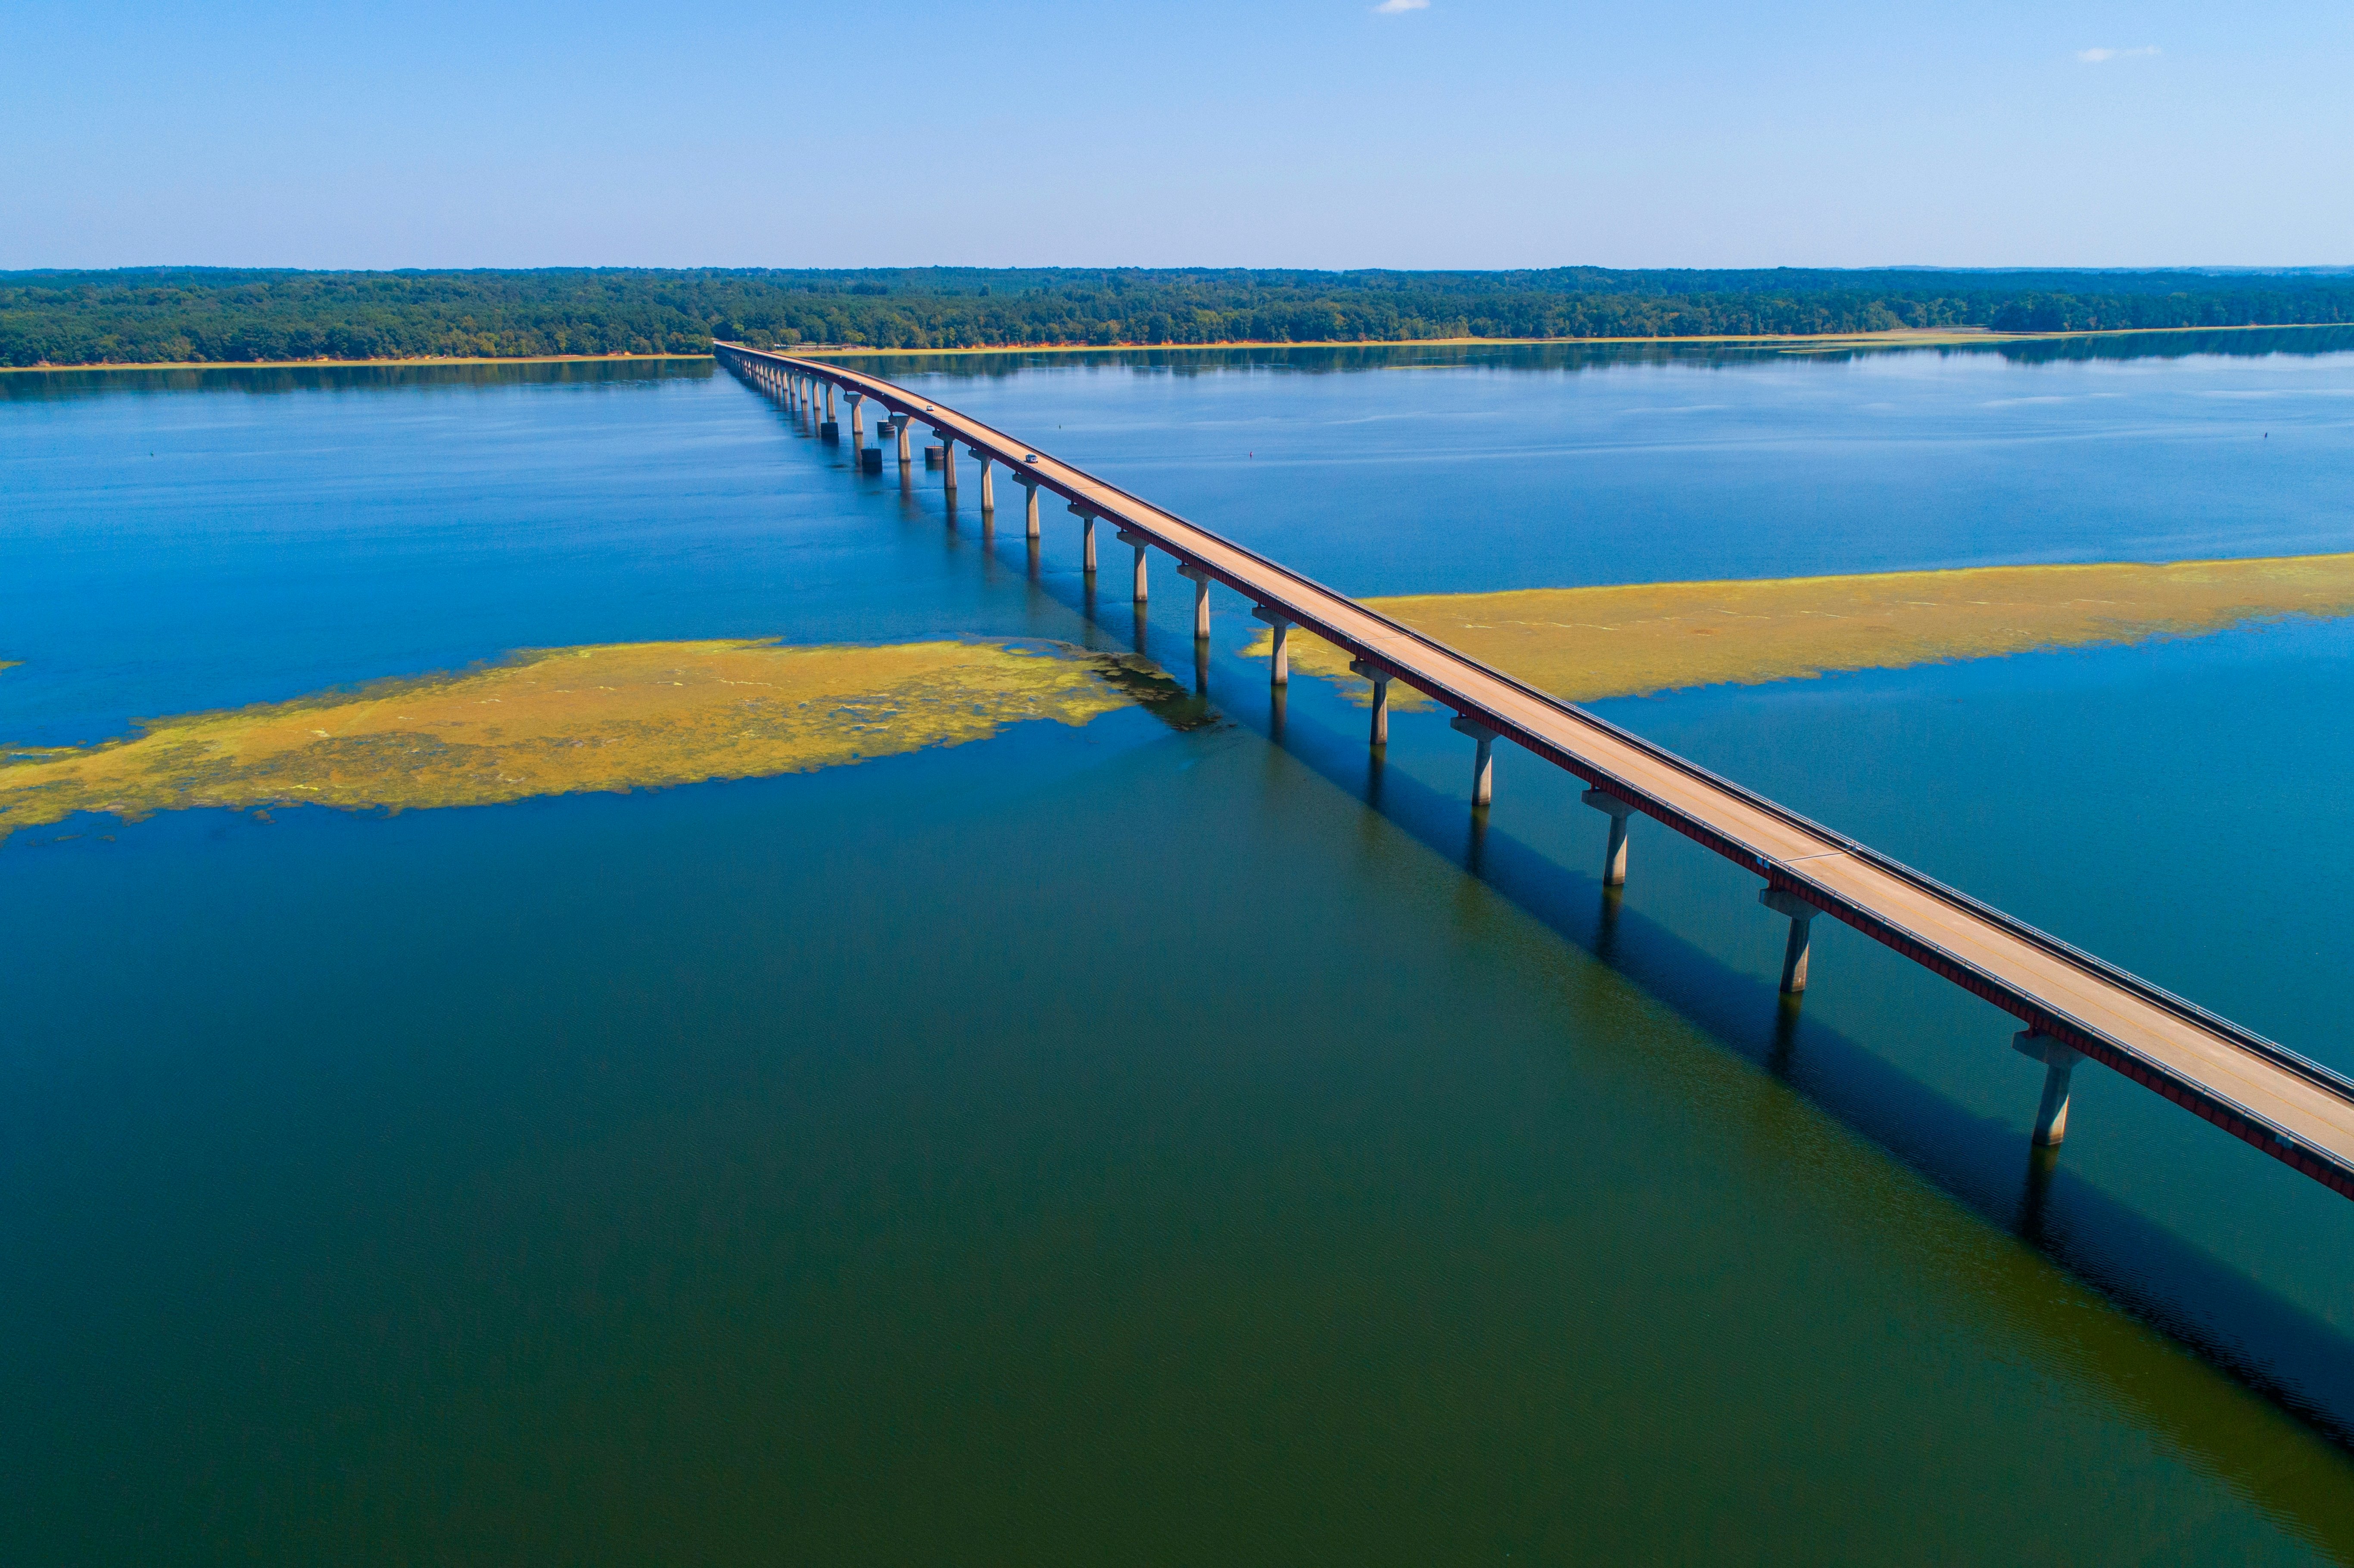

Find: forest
<box><xmin>6</xmin><ymin>266</ymin><xmax>2354</xmax><ymax>366</ymax></box>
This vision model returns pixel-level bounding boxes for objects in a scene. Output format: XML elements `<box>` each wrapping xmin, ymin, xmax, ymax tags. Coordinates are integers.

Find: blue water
<box><xmin>6</xmin><ymin>337</ymin><xmax>2354</xmax><ymax>1562</ymax></box>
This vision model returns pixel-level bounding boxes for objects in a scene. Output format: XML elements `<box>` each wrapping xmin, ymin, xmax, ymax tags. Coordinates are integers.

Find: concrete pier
<box><xmin>846</xmin><ymin>392</ymin><xmax>865</xmax><ymax>451</ymax></box>
<box><xmin>1068</xmin><ymin>502</ymin><xmax>1097</xmax><ymax>573</ymax></box>
<box><xmin>1253</xmin><ymin>607</ymin><xmax>1292</xmax><ymax>684</ymax></box>
<box><xmin>937</xmin><ymin>430</ymin><xmax>957</xmax><ymax>489</ymax></box>
<box><xmin>2014</xmin><ymin>1031</ymin><xmax>2083</xmax><ymax>1146</ymax></box>
<box><xmin>1757</xmin><ymin>887</ymin><xmax>1820</xmax><ymax>993</ymax></box>
<box><xmin>1178</xmin><ymin>564</ymin><xmax>1212</xmax><ymax>638</ymax></box>
<box><xmin>975</xmin><ymin>452</ymin><xmax>993</xmax><ymax>512</ymax></box>
<box><xmin>896</xmin><ymin>417</ymin><xmax>913</xmax><ymax>467</ymax></box>
<box><xmin>1582</xmin><ymin>788</ymin><xmax>1634</xmax><ymax>887</ymax></box>
<box><xmin>1451</xmin><ymin>715</ymin><xmax>1497</xmax><ymax>807</ymax></box>
<box><xmin>1348</xmin><ymin>659</ymin><xmax>1392</xmax><ymax>747</ymax></box>
<box><xmin>1115</xmin><ymin>529</ymin><xmax>1150</xmax><ymax>602</ymax></box>
<box><xmin>1024</xmin><ymin>481</ymin><xmax>1040</xmax><ymax>540</ymax></box>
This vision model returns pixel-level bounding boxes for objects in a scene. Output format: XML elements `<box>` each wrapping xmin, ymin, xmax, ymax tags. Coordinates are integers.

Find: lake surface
<box><xmin>6</xmin><ymin>332</ymin><xmax>2354</xmax><ymax>1562</ymax></box>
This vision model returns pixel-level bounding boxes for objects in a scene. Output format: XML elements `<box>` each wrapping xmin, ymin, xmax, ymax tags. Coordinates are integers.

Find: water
<box><xmin>6</xmin><ymin>333</ymin><xmax>2354</xmax><ymax>1562</ymax></box>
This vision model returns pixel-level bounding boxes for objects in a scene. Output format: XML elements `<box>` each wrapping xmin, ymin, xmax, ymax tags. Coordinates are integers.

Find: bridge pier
<box><xmin>1024</xmin><ymin>481</ymin><xmax>1040</xmax><ymax>540</ymax></box>
<box><xmin>1116</xmin><ymin>529</ymin><xmax>1151</xmax><ymax>602</ymax></box>
<box><xmin>974</xmin><ymin>452</ymin><xmax>993</xmax><ymax>513</ymax></box>
<box><xmin>1254</xmin><ymin>607</ymin><xmax>1292</xmax><ymax>684</ymax></box>
<box><xmin>846</xmin><ymin>392</ymin><xmax>865</xmax><ymax>452</ymax></box>
<box><xmin>1582</xmin><ymin>788</ymin><xmax>1634</xmax><ymax>887</ymax></box>
<box><xmin>1068</xmin><ymin>502</ymin><xmax>1098</xmax><ymax>573</ymax></box>
<box><xmin>1178</xmin><ymin>564</ymin><xmax>1212</xmax><ymax>638</ymax></box>
<box><xmin>2014</xmin><ymin>1030</ymin><xmax>2083</xmax><ymax>1146</ymax></box>
<box><xmin>1758</xmin><ymin>887</ymin><xmax>1819</xmax><ymax>993</ymax></box>
<box><xmin>1451</xmin><ymin>715</ymin><xmax>1497</xmax><ymax>807</ymax></box>
<box><xmin>896</xmin><ymin>416</ymin><xmax>913</xmax><ymax>468</ymax></box>
<box><xmin>940</xmin><ymin>432</ymin><xmax>958</xmax><ymax>490</ymax></box>
<box><xmin>1348</xmin><ymin>659</ymin><xmax>1392</xmax><ymax>747</ymax></box>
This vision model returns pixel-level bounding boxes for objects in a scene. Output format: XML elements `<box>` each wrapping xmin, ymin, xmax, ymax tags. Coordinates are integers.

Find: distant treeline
<box><xmin>6</xmin><ymin>267</ymin><xmax>2354</xmax><ymax>366</ymax></box>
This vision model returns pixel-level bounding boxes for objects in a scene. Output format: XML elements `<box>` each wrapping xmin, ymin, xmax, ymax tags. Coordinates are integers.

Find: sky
<box><xmin>4</xmin><ymin>0</ymin><xmax>2349</xmax><ymax>271</ymax></box>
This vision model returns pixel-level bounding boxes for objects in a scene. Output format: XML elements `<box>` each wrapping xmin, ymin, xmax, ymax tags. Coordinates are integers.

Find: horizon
<box><xmin>10</xmin><ymin>263</ymin><xmax>2354</xmax><ymax>279</ymax></box>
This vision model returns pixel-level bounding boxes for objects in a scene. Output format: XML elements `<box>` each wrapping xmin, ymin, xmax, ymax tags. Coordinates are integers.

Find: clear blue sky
<box><xmin>6</xmin><ymin>0</ymin><xmax>2348</xmax><ymax>270</ymax></box>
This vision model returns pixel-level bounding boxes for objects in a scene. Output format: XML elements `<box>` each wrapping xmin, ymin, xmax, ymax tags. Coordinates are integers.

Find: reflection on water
<box><xmin>3</xmin><ymin>340</ymin><xmax>2354</xmax><ymax>1562</ymax></box>
<box><xmin>0</xmin><ymin>355</ymin><xmax>713</xmax><ymax>402</ymax></box>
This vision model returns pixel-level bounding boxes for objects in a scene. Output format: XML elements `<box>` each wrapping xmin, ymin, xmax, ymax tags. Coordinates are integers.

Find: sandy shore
<box><xmin>8</xmin><ymin>321</ymin><xmax>2344</xmax><ymax>373</ymax></box>
<box><xmin>785</xmin><ymin>322</ymin><xmax>2349</xmax><ymax>359</ymax></box>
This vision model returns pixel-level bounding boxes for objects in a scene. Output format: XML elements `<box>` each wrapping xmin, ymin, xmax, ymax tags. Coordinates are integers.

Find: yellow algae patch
<box><xmin>1247</xmin><ymin>553</ymin><xmax>2354</xmax><ymax>705</ymax></box>
<box><xmin>0</xmin><ymin>638</ymin><xmax>1161</xmax><ymax>837</ymax></box>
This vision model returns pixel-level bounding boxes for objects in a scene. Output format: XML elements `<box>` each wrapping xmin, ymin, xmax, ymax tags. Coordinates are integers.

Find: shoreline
<box><xmin>0</xmin><ymin>352</ymin><xmax>713</xmax><ymax>375</ymax></box>
<box><xmin>5</xmin><ymin>320</ymin><xmax>2345</xmax><ymax>373</ymax></box>
<box><xmin>785</xmin><ymin>321</ymin><xmax>2352</xmax><ymax>358</ymax></box>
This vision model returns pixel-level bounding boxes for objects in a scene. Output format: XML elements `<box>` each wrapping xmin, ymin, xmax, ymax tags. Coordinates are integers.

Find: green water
<box><xmin>4</xmin><ymin>338</ymin><xmax>2354</xmax><ymax>1561</ymax></box>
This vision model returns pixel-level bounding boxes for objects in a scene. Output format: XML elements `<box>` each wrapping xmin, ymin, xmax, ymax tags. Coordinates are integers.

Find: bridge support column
<box><xmin>825</xmin><ymin>384</ymin><xmax>836</xmax><ymax>421</ymax></box>
<box><xmin>1757</xmin><ymin>887</ymin><xmax>1818</xmax><ymax>994</ymax></box>
<box><xmin>1348</xmin><ymin>659</ymin><xmax>1392</xmax><ymax>747</ymax></box>
<box><xmin>897</xmin><ymin>417</ymin><xmax>913</xmax><ymax>467</ymax></box>
<box><xmin>1116</xmin><ymin>530</ymin><xmax>1151</xmax><ymax>602</ymax></box>
<box><xmin>1024</xmin><ymin>482</ymin><xmax>1040</xmax><ymax>539</ymax></box>
<box><xmin>975</xmin><ymin>452</ymin><xmax>993</xmax><ymax>513</ymax></box>
<box><xmin>1069</xmin><ymin>503</ymin><xmax>1097</xmax><ymax>573</ymax></box>
<box><xmin>2013</xmin><ymin>1031</ymin><xmax>2083</xmax><ymax>1146</ymax></box>
<box><xmin>1451</xmin><ymin>715</ymin><xmax>1497</xmax><ymax>807</ymax></box>
<box><xmin>1582</xmin><ymin>788</ymin><xmax>1634</xmax><ymax>887</ymax></box>
<box><xmin>1178</xmin><ymin>564</ymin><xmax>1212</xmax><ymax>638</ymax></box>
<box><xmin>934</xmin><ymin>429</ymin><xmax>957</xmax><ymax>490</ymax></box>
<box><xmin>846</xmin><ymin>392</ymin><xmax>865</xmax><ymax>451</ymax></box>
<box><xmin>1254</xmin><ymin>607</ymin><xmax>1292</xmax><ymax>684</ymax></box>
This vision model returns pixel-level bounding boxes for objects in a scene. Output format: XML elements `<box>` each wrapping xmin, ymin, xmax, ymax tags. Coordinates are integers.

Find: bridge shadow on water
<box><xmin>1247</xmin><ymin>682</ymin><xmax>2354</xmax><ymax>1543</ymax></box>
<box><xmin>754</xmin><ymin>371</ymin><xmax>2354</xmax><ymax>1537</ymax></box>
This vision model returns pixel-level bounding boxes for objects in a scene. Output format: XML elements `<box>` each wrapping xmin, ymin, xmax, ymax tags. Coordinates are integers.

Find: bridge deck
<box><xmin>726</xmin><ymin>345</ymin><xmax>2354</xmax><ymax>1201</ymax></box>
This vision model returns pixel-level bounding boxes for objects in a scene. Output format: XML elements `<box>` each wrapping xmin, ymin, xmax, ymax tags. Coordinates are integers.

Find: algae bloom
<box><xmin>0</xmin><ymin>638</ymin><xmax>1165</xmax><ymax>838</ymax></box>
<box><xmin>1250</xmin><ymin>553</ymin><xmax>2354</xmax><ymax>705</ymax></box>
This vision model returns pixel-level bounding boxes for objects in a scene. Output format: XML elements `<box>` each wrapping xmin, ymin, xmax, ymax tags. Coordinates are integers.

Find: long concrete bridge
<box><xmin>716</xmin><ymin>342</ymin><xmax>2354</xmax><ymax>1203</ymax></box>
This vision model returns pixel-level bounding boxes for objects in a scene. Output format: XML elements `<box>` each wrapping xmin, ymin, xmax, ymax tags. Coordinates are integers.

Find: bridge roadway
<box><xmin>719</xmin><ymin>343</ymin><xmax>2354</xmax><ymax>1202</ymax></box>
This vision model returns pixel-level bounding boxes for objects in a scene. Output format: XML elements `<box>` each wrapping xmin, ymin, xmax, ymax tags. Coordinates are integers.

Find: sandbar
<box><xmin>1245</xmin><ymin>553</ymin><xmax>2354</xmax><ymax>706</ymax></box>
<box><xmin>0</xmin><ymin>638</ymin><xmax>1167</xmax><ymax>837</ymax></box>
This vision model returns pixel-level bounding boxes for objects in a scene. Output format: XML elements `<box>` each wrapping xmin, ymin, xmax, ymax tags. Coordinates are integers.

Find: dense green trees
<box><xmin>4</xmin><ymin>266</ymin><xmax>2352</xmax><ymax>366</ymax></box>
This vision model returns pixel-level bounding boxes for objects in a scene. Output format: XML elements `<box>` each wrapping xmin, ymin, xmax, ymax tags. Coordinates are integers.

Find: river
<box><xmin>5</xmin><ymin>332</ymin><xmax>2354</xmax><ymax>1562</ymax></box>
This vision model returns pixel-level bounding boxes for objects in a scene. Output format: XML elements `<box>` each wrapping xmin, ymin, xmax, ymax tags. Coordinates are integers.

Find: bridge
<box><xmin>716</xmin><ymin>342</ymin><xmax>2354</xmax><ymax>1204</ymax></box>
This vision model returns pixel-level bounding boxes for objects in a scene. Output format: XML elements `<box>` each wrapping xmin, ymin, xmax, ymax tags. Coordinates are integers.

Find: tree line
<box><xmin>5</xmin><ymin>266</ymin><xmax>2353</xmax><ymax>366</ymax></box>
